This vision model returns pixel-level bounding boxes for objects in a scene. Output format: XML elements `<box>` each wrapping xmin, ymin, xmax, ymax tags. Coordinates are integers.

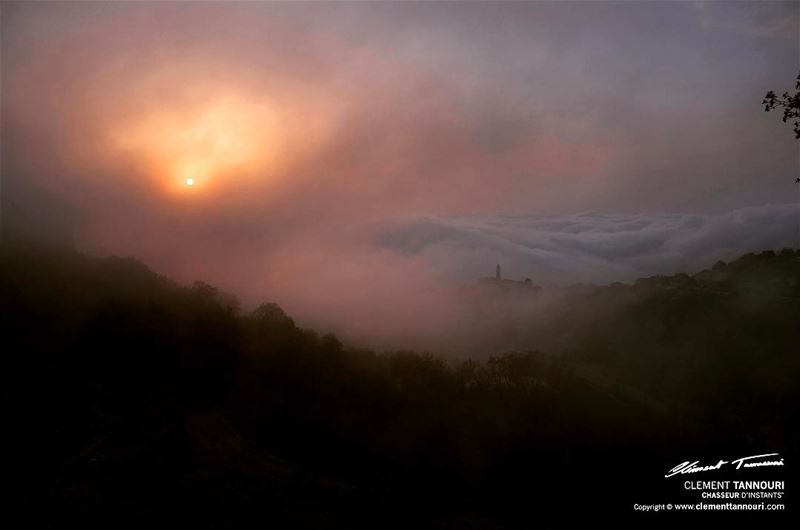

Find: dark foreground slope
<box><xmin>1</xmin><ymin>243</ymin><xmax>796</xmax><ymax>528</ymax></box>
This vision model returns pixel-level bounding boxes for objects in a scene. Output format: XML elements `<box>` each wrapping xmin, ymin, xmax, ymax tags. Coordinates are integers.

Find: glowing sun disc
<box><xmin>185</xmin><ymin>177</ymin><xmax>195</xmax><ymax>186</ymax></box>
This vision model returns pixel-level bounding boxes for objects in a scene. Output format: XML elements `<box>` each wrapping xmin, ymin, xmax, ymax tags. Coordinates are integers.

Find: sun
<box><xmin>111</xmin><ymin>86</ymin><xmax>335</xmax><ymax>197</ymax></box>
<box><xmin>112</xmin><ymin>93</ymin><xmax>282</xmax><ymax>195</ymax></box>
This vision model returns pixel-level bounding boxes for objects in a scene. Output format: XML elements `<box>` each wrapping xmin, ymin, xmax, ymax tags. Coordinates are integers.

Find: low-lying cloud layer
<box><xmin>253</xmin><ymin>203</ymin><xmax>800</xmax><ymax>354</ymax></box>
<box><xmin>379</xmin><ymin>203</ymin><xmax>800</xmax><ymax>285</ymax></box>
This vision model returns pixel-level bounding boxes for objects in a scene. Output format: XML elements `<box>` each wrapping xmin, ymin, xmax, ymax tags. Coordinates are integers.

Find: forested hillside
<box><xmin>2</xmin><ymin>242</ymin><xmax>796</xmax><ymax>528</ymax></box>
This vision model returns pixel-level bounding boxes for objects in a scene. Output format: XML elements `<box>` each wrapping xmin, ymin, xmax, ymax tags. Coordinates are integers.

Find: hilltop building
<box><xmin>479</xmin><ymin>264</ymin><xmax>541</xmax><ymax>291</ymax></box>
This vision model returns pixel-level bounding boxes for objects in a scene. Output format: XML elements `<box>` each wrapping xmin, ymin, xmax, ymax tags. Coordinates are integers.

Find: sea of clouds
<box><xmin>378</xmin><ymin>203</ymin><xmax>800</xmax><ymax>285</ymax></box>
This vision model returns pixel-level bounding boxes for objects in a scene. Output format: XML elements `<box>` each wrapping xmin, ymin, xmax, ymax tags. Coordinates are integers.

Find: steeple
<box><xmin>496</xmin><ymin>263</ymin><xmax>501</xmax><ymax>280</ymax></box>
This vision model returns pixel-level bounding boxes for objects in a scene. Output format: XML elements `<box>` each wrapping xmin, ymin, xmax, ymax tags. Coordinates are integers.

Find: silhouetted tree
<box><xmin>763</xmin><ymin>71</ymin><xmax>800</xmax><ymax>139</ymax></box>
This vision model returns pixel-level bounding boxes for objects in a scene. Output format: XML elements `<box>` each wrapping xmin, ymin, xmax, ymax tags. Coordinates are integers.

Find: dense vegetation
<box><xmin>2</xmin><ymin>242</ymin><xmax>797</xmax><ymax>528</ymax></box>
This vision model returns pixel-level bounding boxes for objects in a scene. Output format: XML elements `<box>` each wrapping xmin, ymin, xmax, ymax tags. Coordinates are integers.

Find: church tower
<box><xmin>496</xmin><ymin>263</ymin><xmax>501</xmax><ymax>280</ymax></box>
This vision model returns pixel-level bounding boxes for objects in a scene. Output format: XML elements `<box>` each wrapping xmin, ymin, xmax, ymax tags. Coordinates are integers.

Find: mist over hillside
<box><xmin>301</xmin><ymin>209</ymin><xmax>800</xmax><ymax>357</ymax></box>
<box><xmin>2</xmin><ymin>241</ymin><xmax>796</xmax><ymax>527</ymax></box>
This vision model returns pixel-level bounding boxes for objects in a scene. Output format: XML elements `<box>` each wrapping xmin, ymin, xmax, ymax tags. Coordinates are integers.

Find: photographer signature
<box><xmin>665</xmin><ymin>453</ymin><xmax>784</xmax><ymax>478</ymax></box>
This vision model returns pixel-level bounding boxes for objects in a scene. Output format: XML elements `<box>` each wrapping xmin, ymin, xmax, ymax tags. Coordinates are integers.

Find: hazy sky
<box><xmin>2</xmin><ymin>1</ymin><xmax>799</xmax><ymax>348</ymax></box>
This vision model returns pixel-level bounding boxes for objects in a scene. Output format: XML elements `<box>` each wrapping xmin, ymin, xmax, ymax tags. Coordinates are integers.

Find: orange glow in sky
<box><xmin>111</xmin><ymin>91</ymin><xmax>284</xmax><ymax>196</ymax></box>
